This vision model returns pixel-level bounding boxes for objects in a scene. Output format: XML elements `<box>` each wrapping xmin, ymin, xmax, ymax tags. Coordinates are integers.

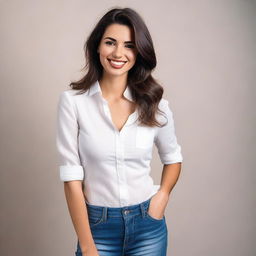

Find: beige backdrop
<box><xmin>0</xmin><ymin>0</ymin><xmax>255</xmax><ymax>255</ymax></box>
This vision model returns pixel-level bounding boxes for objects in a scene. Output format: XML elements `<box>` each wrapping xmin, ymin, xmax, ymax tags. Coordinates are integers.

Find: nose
<box><xmin>112</xmin><ymin>44</ymin><xmax>123</xmax><ymax>58</ymax></box>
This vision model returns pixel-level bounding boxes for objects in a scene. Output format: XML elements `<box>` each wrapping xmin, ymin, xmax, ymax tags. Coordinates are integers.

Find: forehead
<box><xmin>102</xmin><ymin>23</ymin><xmax>135</xmax><ymax>41</ymax></box>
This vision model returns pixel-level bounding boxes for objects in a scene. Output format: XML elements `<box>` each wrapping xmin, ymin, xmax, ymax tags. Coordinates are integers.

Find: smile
<box><xmin>107</xmin><ymin>59</ymin><xmax>127</xmax><ymax>69</ymax></box>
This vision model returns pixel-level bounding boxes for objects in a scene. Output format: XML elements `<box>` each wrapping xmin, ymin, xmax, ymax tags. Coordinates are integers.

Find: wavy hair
<box><xmin>70</xmin><ymin>7</ymin><xmax>167</xmax><ymax>127</ymax></box>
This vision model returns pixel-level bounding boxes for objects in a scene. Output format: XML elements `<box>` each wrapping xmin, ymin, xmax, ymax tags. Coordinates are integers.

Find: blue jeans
<box><xmin>75</xmin><ymin>196</ymin><xmax>168</xmax><ymax>256</ymax></box>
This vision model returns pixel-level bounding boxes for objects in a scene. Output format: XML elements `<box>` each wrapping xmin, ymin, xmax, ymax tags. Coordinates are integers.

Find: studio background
<box><xmin>0</xmin><ymin>0</ymin><xmax>255</xmax><ymax>255</ymax></box>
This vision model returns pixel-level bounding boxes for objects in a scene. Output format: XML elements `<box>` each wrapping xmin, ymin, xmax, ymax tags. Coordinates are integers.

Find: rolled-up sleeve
<box><xmin>155</xmin><ymin>99</ymin><xmax>183</xmax><ymax>165</ymax></box>
<box><xmin>56</xmin><ymin>91</ymin><xmax>84</xmax><ymax>181</ymax></box>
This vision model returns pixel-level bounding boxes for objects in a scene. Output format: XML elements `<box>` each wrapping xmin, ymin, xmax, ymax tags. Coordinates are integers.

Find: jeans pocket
<box><xmin>146</xmin><ymin>198</ymin><xmax>165</xmax><ymax>222</ymax></box>
<box><xmin>146</xmin><ymin>210</ymin><xmax>165</xmax><ymax>222</ymax></box>
<box><xmin>88</xmin><ymin>213</ymin><xmax>104</xmax><ymax>228</ymax></box>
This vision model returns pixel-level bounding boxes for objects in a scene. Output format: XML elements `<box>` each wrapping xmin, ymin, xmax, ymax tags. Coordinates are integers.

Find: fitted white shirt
<box><xmin>56</xmin><ymin>80</ymin><xmax>183</xmax><ymax>207</ymax></box>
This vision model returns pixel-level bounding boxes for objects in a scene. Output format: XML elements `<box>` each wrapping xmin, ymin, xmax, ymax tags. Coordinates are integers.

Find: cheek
<box><xmin>99</xmin><ymin>45</ymin><xmax>112</xmax><ymax>58</ymax></box>
<box><xmin>99</xmin><ymin>51</ymin><xmax>111</xmax><ymax>66</ymax></box>
<box><xmin>127</xmin><ymin>52</ymin><xmax>137</xmax><ymax>64</ymax></box>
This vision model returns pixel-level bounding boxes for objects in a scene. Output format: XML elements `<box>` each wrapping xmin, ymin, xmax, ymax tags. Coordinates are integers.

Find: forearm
<box><xmin>159</xmin><ymin>162</ymin><xmax>182</xmax><ymax>196</ymax></box>
<box><xmin>64</xmin><ymin>181</ymin><xmax>96</xmax><ymax>253</ymax></box>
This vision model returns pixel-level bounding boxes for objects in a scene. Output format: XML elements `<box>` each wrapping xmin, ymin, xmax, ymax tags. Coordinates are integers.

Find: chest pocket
<box><xmin>135</xmin><ymin>126</ymin><xmax>155</xmax><ymax>149</ymax></box>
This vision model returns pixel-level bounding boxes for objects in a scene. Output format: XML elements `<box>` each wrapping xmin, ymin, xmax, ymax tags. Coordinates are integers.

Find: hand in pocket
<box><xmin>148</xmin><ymin>190</ymin><xmax>169</xmax><ymax>220</ymax></box>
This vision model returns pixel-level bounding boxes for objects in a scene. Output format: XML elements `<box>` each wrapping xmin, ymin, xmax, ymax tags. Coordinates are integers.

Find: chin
<box><xmin>104</xmin><ymin>67</ymin><xmax>129</xmax><ymax>75</ymax></box>
<box><xmin>107</xmin><ymin>71</ymin><xmax>128</xmax><ymax>77</ymax></box>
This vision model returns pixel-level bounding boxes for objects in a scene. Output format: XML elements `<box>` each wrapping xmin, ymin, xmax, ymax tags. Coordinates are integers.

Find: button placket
<box><xmin>103</xmin><ymin>99</ymin><xmax>127</xmax><ymax>206</ymax></box>
<box><xmin>101</xmin><ymin>97</ymin><xmax>130</xmax><ymax>207</ymax></box>
<box><xmin>116</xmin><ymin>131</ymin><xmax>129</xmax><ymax>207</ymax></box>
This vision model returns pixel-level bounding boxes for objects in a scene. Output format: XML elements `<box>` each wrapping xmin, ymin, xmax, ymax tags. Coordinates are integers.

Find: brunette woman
<box><xmin>56</xmin><ymin>7</ymin><xmax>183</xmax><ymax>256</ymax></box>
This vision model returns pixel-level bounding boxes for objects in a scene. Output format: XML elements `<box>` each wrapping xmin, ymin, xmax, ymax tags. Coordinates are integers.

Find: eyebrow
<box><xmin>103</xmin><ymin>37</ymin><xmax>135</xmax><ymax>44</ymax></box>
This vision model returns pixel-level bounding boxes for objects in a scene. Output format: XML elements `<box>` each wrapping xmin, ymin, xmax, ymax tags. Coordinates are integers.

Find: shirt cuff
<box><xmin>159</xmin><ymin>152</ymin><xmax>183</xmax><ymax>165</ymax></box>
<box><xmin>59</xmin><ymin>165</ymin><xmax>84</xmax><ymax>181</ymax></box>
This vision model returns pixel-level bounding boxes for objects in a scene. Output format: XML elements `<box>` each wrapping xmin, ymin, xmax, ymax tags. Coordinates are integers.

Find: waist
<box><xmin>85</xmin><ymin>196</ymin><xmax>152</xmax><ymax>218</ymax></box>
<box><xmin>83</xmin><ymin>179</ymin><xmax>160</xmax><ymax>207</ymax></box>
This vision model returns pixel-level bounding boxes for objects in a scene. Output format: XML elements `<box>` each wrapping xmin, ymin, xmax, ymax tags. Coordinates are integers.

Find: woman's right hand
<box><xmin>82</xmin><ymin>252</ymin><xmax>99</xmax><ymax>256</ymax></box>
<box><xmin>82</xmin><ymin>247</ymin><xmax>99</xmax><ymax>256</ymax></box>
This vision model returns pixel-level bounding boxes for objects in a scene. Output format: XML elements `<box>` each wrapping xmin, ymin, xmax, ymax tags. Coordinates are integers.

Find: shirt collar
<box><xmin>87</xmin><ymin>80</ymin><xmax>134</xmax><ymax>102</ymax></box>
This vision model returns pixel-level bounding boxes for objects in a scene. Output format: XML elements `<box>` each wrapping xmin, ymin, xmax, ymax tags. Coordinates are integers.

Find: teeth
<box><xmin>110</xmin><ymin>60</ymin><xmax>126</xmax><ymax>66</ymax></box>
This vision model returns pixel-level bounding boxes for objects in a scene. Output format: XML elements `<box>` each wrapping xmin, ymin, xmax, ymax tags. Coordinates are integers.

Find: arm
<box><xmin>149</xmin><ymin>99</ymin><xmax>183</xmax><ymax>219</ymax></box>
<box><xmin>160</xmin><ymin>162</ymin><xmax>182</xmax><ymax>196</ymax></box>
<box><xmin>56</xmin><ymin>91</ymin><xmax>97</xmax><ymax>254</ymax></box>
<box><xmin>64</xmin><ymin>180</ymin><xmax>97</xmax><ymax>254</ymax></box>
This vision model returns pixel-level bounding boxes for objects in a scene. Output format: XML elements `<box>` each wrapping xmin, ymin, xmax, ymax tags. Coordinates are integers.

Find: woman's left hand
<box><xmin>147</xmin><ymin>190</ymin><xmax>169</xmax><ymax>220</ymax></box>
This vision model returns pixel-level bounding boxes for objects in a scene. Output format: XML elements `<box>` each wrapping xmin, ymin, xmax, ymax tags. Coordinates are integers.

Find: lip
<box><xmin>107</xmin><ymin>58</ymin><xmax>127</xmax><ymax>63</ymax></box>
<box><xmin>107</xmin><ymin>58</ymin><xmax>127</xmax><ymax>69</ymax></box>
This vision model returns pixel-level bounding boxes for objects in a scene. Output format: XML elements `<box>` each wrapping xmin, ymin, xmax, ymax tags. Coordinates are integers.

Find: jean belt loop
<box><xmin>140</xmin><ymin>201</ymin><xmax>146</xmax><ymax>218</ymax></box>
<box><xmin>103</xmin><ymin>206</ymin><xmax>107</xmax><ymax>222</ymax></box>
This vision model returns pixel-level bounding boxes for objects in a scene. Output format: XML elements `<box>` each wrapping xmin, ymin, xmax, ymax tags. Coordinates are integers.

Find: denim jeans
<box><xmin>75</xmin><ymin>196</ymin><xmax>168</xmax><ymax>256</ymax></box>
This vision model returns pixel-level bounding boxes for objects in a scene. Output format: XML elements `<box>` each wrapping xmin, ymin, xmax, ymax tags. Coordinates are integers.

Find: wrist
<box><xmin>80</xmin><ymin>241</ymin><xmax>97</xmax><ymax>253</ymax></box>
<box><xmin>158</xmin><ymin>188</ymin><xmax>170</xmax><ymax>197</ymax></box>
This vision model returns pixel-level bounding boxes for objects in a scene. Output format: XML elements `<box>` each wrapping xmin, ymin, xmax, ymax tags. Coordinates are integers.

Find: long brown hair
<box><xmin>70</xmin><ymin>7</ymin><xmax>167</xmax><ymax>127</ymax></box>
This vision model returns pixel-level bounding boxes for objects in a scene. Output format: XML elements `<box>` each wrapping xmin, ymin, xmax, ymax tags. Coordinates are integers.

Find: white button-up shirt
<box><xmin>56</xmin><ymin>80</ymin><xmax>183</xmax><ymax>207</ymax></box>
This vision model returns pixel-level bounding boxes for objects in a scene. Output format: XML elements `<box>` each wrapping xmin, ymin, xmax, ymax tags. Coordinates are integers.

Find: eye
<box><xmin>125</xmin><ymin>44</ymin><xmax>135</xmax><ymax>49</ymax></box>
<box><xmin>105</xmin><ymin>41</ymin><xmax>114</xmax><ymax>45</ymax></box>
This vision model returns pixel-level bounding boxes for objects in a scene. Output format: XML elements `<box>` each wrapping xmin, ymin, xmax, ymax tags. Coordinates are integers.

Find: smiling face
<box><xmin>97</xmin><ymin>23</ymin><xmax>138</xmax><ymax>78</ymax></box>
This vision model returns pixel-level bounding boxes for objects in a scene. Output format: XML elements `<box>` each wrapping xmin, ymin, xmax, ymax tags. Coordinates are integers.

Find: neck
<box><xmin>99</xmin><ymin>73</ymin><xmax>128</xmax><ymax>101</ymax></box>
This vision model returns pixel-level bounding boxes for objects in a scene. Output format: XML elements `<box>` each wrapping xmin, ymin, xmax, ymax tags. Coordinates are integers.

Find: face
<box><xmin>97</xmin><ymin>23</ymin><xmax>138</xmax><ymax>78</ymax></box>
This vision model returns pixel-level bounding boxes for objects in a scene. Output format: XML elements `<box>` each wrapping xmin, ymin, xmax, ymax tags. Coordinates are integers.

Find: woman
<box><xmin>56</xmin><ymin>7</ymin><xmax>183</xmax><ymax>256</ymax></box>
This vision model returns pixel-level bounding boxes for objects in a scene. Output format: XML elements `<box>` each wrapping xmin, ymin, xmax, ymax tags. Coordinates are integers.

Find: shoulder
<box><xmin>58</xmin><ymin>89</ymin><xmax>87</xmax><ymax>103</ymax></box>
<box><xmin>57</xmin><ymin>89</ymin><xmax>86</xmax><ymax>112</ymax></box>
<box><xmin>159</xmin><ymin>98</ymin><xmax>169</xmax><ymax>107</ymax></box>
<box><xmin>155</xmin><ymin>98</ymin><xmax>173</xmax><ymax>124</ymax></box>
<box><xmin>57</xmin><ymin>89</ymin><xmax>86</xmax><ymax>116</ymax></box>
<box><xmin>60</xmin><ymin>88</ymin><xmax>84</xmax><ymax>97</ymax></box>
<box><xmin>158</xmin><ymin>98</ymin><xmax>171</xmax><ymax>112</ymax></box>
